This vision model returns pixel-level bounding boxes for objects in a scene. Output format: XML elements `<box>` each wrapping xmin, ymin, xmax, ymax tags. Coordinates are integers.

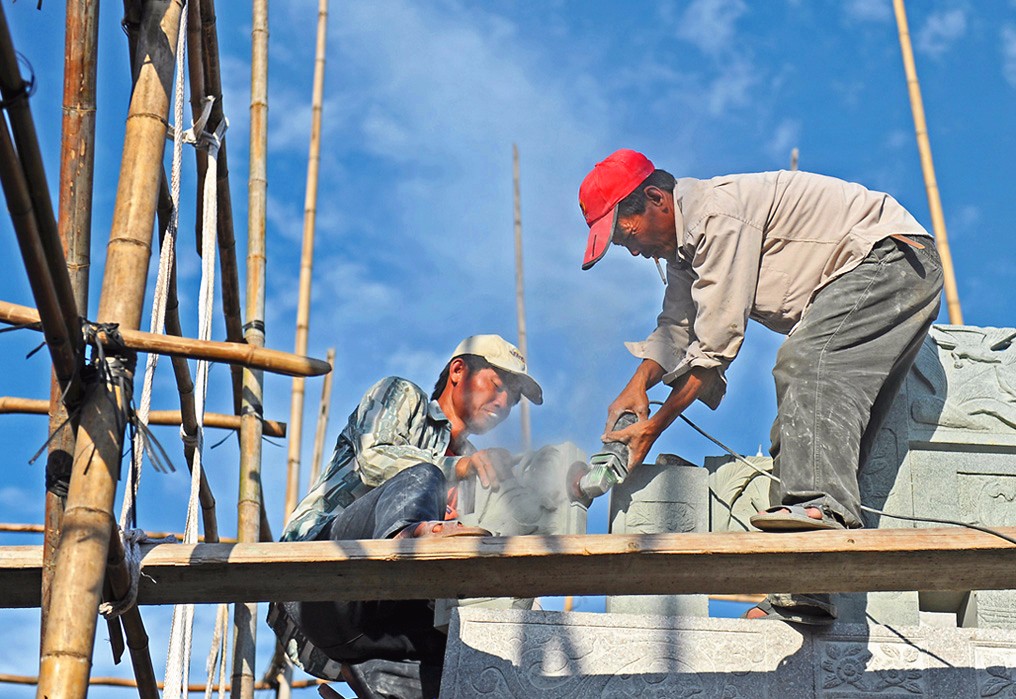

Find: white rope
<box><xmin>160</xmin><ymin>3</ymin><xmax>196</xmax><ymax>695</ymax></box>
<box><xmin>164</xmin><ymin>87</ymin><xmax>228</xmax><ymax>699</ymax></box>
<box><xmin>204</xmin><ymin>603</ymin><xmax>231</xmax><ymax>699</ymax></box>
<box><xmin>97</xmin><ymin>530</ymin><xmax>177</xmax><ymax>619</ymax></box>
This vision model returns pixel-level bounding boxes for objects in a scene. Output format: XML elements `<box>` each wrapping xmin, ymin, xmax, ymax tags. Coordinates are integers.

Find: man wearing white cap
<box><xmin>577</xmin><ymin>149</ymin><xmax>943</xmax><ymax>624</ymax></box>
<box><xmin>269</xmin><ymin>334</ymin><xmax>542</xmax><ymax>696</ymax></box>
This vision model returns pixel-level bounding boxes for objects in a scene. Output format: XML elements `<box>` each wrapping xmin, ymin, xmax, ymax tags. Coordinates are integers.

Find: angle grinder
<box><xmin>568</xmin><ymin>411</ymin><xmax>638</xmax><ymax>507</ymax></box>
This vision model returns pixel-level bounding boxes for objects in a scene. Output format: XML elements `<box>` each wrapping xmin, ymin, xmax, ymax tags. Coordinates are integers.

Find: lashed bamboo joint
<box><xmin>0</xmin><ymin>301</ymin><xmax>330</xmax><ymax>378</ymax></box>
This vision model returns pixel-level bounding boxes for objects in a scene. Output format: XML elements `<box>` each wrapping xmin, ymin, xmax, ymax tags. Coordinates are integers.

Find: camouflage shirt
<box><xmin>282</xmin><ymin>376</ymin><xmax>469</xmax><ymax>542</ymax></box>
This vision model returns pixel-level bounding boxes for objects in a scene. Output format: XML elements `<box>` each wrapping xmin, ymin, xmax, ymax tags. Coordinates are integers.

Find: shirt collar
<box><xmin>428</xmin><ymin>399</ymin><xmax>450</xmax><ymax>423</ymax></box>
<box><xmin>673</xmin><ymin>183</ymin><xmax>690</xmax><ymax>265</ymax></box>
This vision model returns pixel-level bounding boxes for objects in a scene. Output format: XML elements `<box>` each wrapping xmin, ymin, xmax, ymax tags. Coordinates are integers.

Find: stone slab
<box><xmin>607</xmin><ymin>456</ymin><xmax>708</xmax><ymax>617</ymax></box>
<box><xmin>442</xmin><ymin>607</ymin><xmax>1016</xmax><ymax>698</ymax></box>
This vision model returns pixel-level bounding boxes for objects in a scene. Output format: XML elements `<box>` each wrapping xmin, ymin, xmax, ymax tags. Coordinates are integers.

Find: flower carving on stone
<box><xmin>872</xmin><ymin>668</ymin><xmax>923</xmax><ymax>694</ymax></box>
<box><xmin>981</xmin><ymin>666</ymin><xmax>1016</xmax><ymax>697</ymax></box>
<box><xmin>821</xmin><ymin>644</ymin><xmax>872</xmax><ymax>690</ymax></box>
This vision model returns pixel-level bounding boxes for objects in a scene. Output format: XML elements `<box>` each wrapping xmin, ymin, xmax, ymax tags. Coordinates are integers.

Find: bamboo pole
<box><xmin>200</xmin><ymin>0</ymin><xmax>246</xmax><ymax>415</ymax></box>
<box><xmin>232</xmin><ymin>1</ymin><xmax>269</xmax><ymax>696</ymax></box>
<box><xmin>0</xmin><ymin>672</ymin><xmax>323</xmax><ymax>691</ymax></box>
<box><xmin>105</xmin><ymin>531</ymin><xmax>159</xmax><ymax>698</ymax></box>
<box><xmin>0</xmin><ymin>522</ymin><xmax>237</xmax><ymax>542</ymax></box>
<box><xmin>0</xmin><ymin>105</ymin><xmax>80</xmax><ymax>395</ymax></box>
<box><xmin>0</xmin><ymin>3</ymin><xmax>82</xmax><ymax>377</ymax></box>
<box><xmin>0</xmin><ymin>397</ymin><xmax>287</xmax><ymax>437</ymax></box>
<box><xmin>512</xmin><ymin>144</ymin><xmax>531</xmax><ymax>451</ymax></box>
<box><xmin>36</xmin><ymin>2</ymin><xmax>185</xmax><ymax>697</ymax></box>
<box><xmin>186</xmin><ymin>0</ymin><xmax>209</xmax><ymax>252</ymax></box>
<box><xmin>284</xmin><ymin>0</ymin><xmax>330</xmax><ymax>522</ymax></box>
<box><xmin>45</xmin><ymin>0</ymin><xmax>101</xmax><ymax>647</ymax></box>
<box><xmin>0</xmin><ymin>300</ymin><xmax>331</xmax><ymax>377</ymax></box>
<box><xmin>893</xmin><ymin>0</ymin><xmax>962</xmax><ymax>324</ymax></box>
<box><xmin>309</xmin><ymin>348</ymin><xmax>336</xmax><ymax>485</ymax></box>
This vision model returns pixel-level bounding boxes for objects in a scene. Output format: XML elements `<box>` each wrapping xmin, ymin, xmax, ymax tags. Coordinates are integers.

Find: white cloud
<box><xmin>844</xmin><ymin>0</ymin><xmax>893</xmax><ymax>23</ymax></box>
<box><xmin>705</xmin><ymin>59</ymin><xmax>757</xmax><ymax>116</ymax></box>
<box><xmin>676</xmin><ymin>0</ymin><xmax>748</xmax><ymax>55</ymax></box>
<box><xmin>766</xmin><ymin>119</ymin><xmax>801</xmax><ymax>163</ymax></box>
<box><xmin>917</xmin><ymin>9</ymin><xmax>967</xmax><ymax>57</ymax></box>
<box><xmin>1004</xmin><ymin>26</ymin><xmax>1016</xmax><ymax>88</ymax></box>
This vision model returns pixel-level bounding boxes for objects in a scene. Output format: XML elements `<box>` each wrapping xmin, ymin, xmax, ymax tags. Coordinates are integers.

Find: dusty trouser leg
<box><xmin>295</xmin><ymin>463</ymin><xmax>449</xmax><ymax>698</ymax></box>
<box><xmin>769</xmin><ymin>238</ymin><xmax>943</xmax><ymax>526</ymax></box>
<box><xmin>764</xmin><ymin>238</ymin><xmax>943</xmax><ymax>618</ymax></box>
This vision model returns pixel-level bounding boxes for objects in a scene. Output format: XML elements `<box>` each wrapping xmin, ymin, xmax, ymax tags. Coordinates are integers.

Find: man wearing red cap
<box><xmin>578</xmin><ymin>149</ymin><xmax>944</xmax><ymax>624</ymax></box>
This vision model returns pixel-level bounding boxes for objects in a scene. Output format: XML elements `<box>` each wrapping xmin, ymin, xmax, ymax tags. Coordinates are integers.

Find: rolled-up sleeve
<box><xmin>626</xmin><ymin>260</ymin><xmax>696</xmax><ymax>373</ymax></box>
<box><xmin>352</xmin><ymin>378</ymin><xmax>455</xmax><ymax>487</ymax></box>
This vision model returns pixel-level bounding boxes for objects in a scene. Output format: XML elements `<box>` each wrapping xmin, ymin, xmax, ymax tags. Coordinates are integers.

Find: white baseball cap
<box><xmin>451</xmin><ymin>334</ymin><xmax>543</xmax><ymax>405</ymax></box>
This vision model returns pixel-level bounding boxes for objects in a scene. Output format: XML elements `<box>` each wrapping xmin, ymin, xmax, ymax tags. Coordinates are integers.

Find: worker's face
<box><xmin>612</xmin><ymin>186</ymin><xmax>677</xmax><ymax>262</ymax></box>
<box><xmin>451</xmin><ymin>363</ymin><xmax>520</xmax><ymax>435</ymax></box>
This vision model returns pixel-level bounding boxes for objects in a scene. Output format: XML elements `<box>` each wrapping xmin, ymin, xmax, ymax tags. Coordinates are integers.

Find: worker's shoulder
<box><xmin>679</xmin><ymin>172</ymin><xmax>785</xmax><ymax>227</ymax></box>
<box><xmin>362</xmin><ymin>375</ymin><xmax>430</xmax><ymax>407</ymax></box>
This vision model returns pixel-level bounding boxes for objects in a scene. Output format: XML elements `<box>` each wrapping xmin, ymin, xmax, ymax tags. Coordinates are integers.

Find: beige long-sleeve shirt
<box><xmin>625</xmin><ymin>170</ymin><xmax>932</xmax><ymax>409</ymax></box>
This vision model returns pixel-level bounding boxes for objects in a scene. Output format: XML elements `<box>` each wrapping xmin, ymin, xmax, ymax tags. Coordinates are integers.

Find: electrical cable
<box><xmin>643</xmin><ymin>401</ymin><xmax>1016</xmax><ymax>547</ymax></box>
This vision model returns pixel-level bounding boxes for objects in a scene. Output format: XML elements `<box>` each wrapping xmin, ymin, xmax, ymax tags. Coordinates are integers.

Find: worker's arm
<box><xmin>353</xmin><ymin>378</ymin><xmax>460</xmax><ymax>487</ymax></box>
<box><xmin>604</xmin><ymin>358</ymin><xmax>666</xmax><ymax>432</ymax></box>
<box><xmin>602</xmin><ymin>366</ymin><xmax>717</xmax><ymax>470</ymax></box>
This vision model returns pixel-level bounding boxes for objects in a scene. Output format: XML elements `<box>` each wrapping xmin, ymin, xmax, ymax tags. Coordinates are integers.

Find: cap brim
<box><xmin>582</xmin><ymin>206</ymin><xmax>618</xmax><ymax>270</ymax></box>
<box><xmin>516</xmin><ymin>373</ymin><xmax>543</xmax><ymax>405</ymax></box>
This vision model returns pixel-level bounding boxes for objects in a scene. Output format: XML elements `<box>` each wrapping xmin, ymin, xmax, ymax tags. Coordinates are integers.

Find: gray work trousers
<box><xmin>769</xmin><ymin>236</ymin><xmax>944</xmax><ymax>527</ymax></box>
<box><xmin>764</xmin><ymin>236</ymin><xmax>943</xmax><ymax>620</ymax></box>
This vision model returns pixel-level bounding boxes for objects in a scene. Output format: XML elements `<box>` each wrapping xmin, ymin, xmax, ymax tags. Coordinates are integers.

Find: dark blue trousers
<box><xmin>293</xmin><ymin>463</ymin><xmax>448</xmax><ymax>698</ymax></box>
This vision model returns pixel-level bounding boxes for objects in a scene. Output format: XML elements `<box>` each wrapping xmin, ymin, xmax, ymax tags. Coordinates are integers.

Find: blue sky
<box><xmin>1</xmin><ymin>0</ymin><xmax>1014</xmax><ymax>693</ymax></box>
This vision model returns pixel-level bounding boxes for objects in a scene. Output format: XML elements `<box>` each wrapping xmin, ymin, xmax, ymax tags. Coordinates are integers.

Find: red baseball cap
<box><xmin>578</xmin><ymin>149</ymin><xmax>656</xmax><ymax>270</ymax></box>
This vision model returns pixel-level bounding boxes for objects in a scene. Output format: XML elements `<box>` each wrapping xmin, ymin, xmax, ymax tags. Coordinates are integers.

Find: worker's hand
<box><xmin>455</xmin><ymin>448</ymin><xmax>520</xmax><ymax>490</ymax></box>
<box><xmin>602</xmin><ymin>417</ymin><xmax>663</xmax><ymax>472</ymax></box>
<box><xmin>605</xmin><ymin>384</ymin><xmax>650</xmax><ymax>434</ymax></box>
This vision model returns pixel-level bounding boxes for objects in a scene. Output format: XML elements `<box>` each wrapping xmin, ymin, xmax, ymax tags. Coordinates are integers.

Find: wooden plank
<box><xmin>2</xmin><ymin>528</ymin><xmax>1015</xmax><ymax>608</ymax></box>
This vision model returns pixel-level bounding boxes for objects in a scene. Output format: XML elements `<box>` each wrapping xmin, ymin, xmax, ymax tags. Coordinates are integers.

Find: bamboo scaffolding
<box><xmin>0</xmin><ymin>98</ymin><xmax>80</xmax><ymax>396</ymax></box>
<box><xmin>0</xmin><ymin>672</ymin><xmax>323</xmax><ymax>691</ymax></box>
<box><xmin>232</xmin><ymin>1</ymin><xmax>270</xmax><ymax>696</ymax></box>
<box><xmin>5</xmin><ymin>527</ymin><xmax>1016</xmax><ymax>607</ymax></box>
<box><xmin>199</xmin><ymin>0</ymin><xmax>246</xmax><ymax>416</ymax></box>
<box><xmin>284</xmin><ymin>0</ymin><xmax>330</xmax><ymax>522</ymax></box>
<box><xmin>44</xmin><ymin>0</ymin><xmax>101</xmax><ymax>647</ymax></box>
<box><xmin>0</xmin><ymin>4</ymin><xmax>82</xmax><ymax>387</ymax></box>
<box><xmin>0</xmin><ymin>397</ymin><xmax>287</xmax><ymax>437</ymax></box>
<box><xmin>0</xmin><ymin>522</ymin><xmax>237</xmax><ymax>542</ymax></box>
<box><xmin>309</xmin><ymin>347</ymin><xmax>336</xmax><ymax>485</ymax></box>
<box><xmin>512</xmin><ymin>143</ymin><xmax>531</xmax><ymax>451</ymax></box>
<box><xmin>0</xmin><ymin>300</ymin><xmax>331</xmax><ymax>377</ymax></box>
<box><xmin>35</xmin><ymin>2</ymin><xmax>185</xmax><ymax>697</ymax></box>
<box><xmin>893</xmin><ymin>0</ymin><xmax>963</xmax><ymax>324</ymax></box>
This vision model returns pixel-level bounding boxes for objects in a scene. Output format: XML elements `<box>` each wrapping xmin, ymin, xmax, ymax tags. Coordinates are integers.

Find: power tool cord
<box><xmin>658</xmin><ymin>407</ymin><xmax>1016</xmax><ymax>547</ymax></box>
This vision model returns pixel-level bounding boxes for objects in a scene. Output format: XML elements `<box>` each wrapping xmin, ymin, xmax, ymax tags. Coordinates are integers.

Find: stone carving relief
<box><xmin>911</xmin><ymin>326</ymin><xmax>1016</xmax><ymax>434</ymax></box>
<box><xmin>817</xmin><ymin>642</ymin><xmax>926</xmax><ymax>697</ymax></box>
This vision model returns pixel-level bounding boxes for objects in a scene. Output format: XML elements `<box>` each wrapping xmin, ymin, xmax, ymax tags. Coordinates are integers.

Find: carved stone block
<box><xmin>442</xmin><ymin>607</ymin><xmax>1016</xmax><ymax>698</ymax></box>
<box><xmin>435</xmin><ymin>442</ymin><xmax>589</xmax><ymax>629</ymax></box>
<box><xmin>606</xmin><ymin>455</ymin><xmax>709</xmax><ymax>617</ymax></box>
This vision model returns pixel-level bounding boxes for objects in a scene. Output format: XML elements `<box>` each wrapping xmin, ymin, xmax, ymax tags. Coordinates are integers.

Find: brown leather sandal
<box><xmin>393</xmin><ymin>520</ymin><xmax>491</xmax><ymax>540</ymax></box>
